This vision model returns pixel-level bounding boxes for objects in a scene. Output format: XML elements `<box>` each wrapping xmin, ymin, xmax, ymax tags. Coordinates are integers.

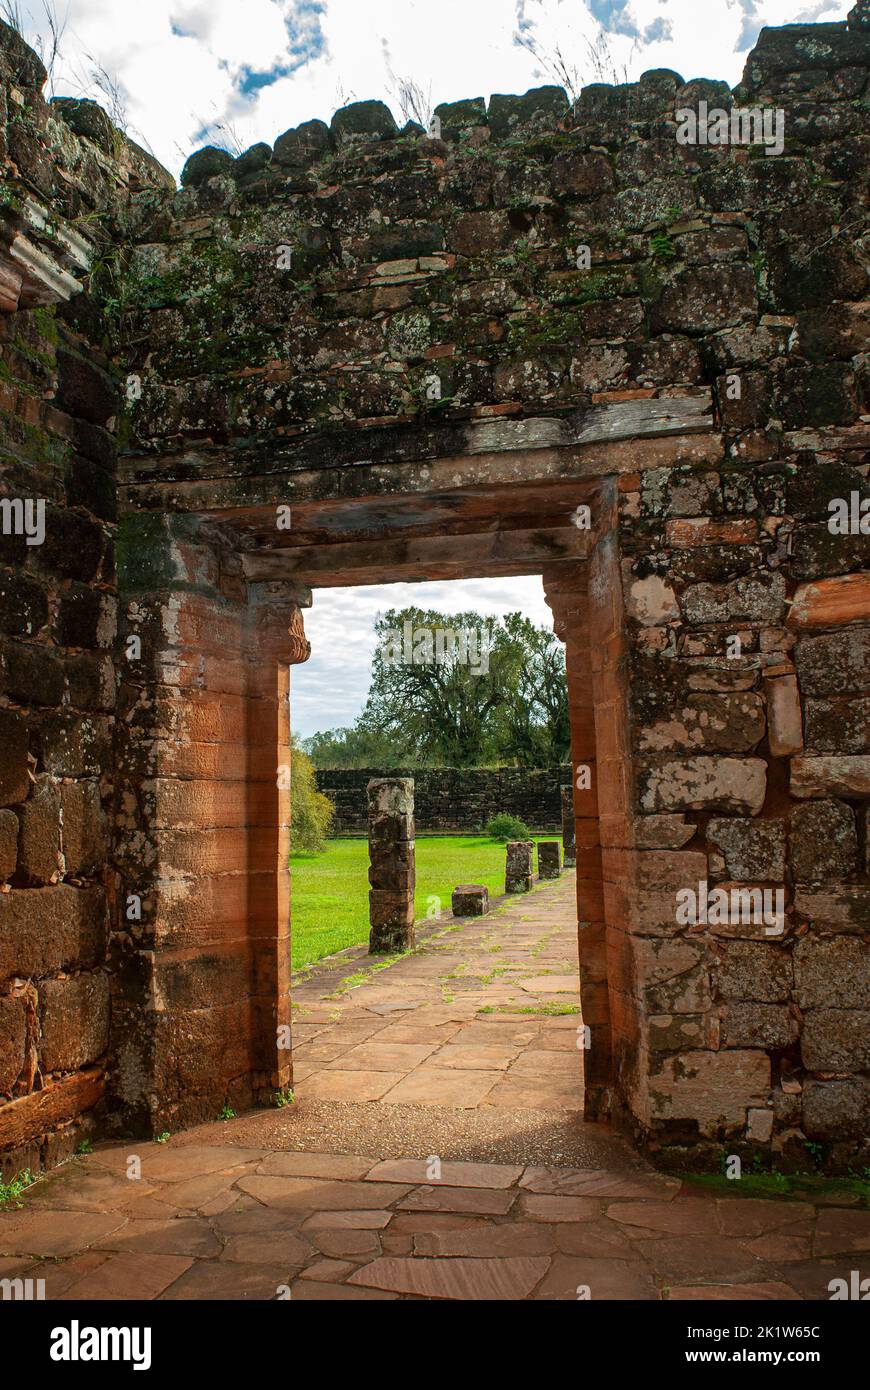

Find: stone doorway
<box><xmin>112</xmin><ymin>470</ymin><xmax>623</xmax><ymax>1145</ymax></box>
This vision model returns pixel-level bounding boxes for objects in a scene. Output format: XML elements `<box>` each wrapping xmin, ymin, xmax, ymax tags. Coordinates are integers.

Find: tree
<box><xmin>303</xmin><ymin>724</ymin><xmax>411</xmax><ymax>770</ymax></box>
<box><xmin>291</xmin><ymin>740</ymin><xmax>333</xmax><ymax>852</ymax></box>
<box><xmin>358</xmin><ymin>606</ymin><xmax>516</xmax><ymax>767</ymax></box>
<box><xmin>492</xmin><ymin>613</ymin><xmax>570</xmax><ymax>766</ymax></box>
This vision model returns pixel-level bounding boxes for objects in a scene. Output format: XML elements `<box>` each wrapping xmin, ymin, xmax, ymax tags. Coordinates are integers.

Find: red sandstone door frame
<box><xmin>283</xmin><ymin>481</ymin><xmax>622</xmax><ymax>1124</ymax></box>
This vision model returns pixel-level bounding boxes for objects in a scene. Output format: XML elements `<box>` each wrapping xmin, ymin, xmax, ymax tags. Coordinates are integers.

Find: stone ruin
<box><xmin>1</xmin><ymin>9</ymin><xmax>869</xmax><ymax>1176</ymax></box>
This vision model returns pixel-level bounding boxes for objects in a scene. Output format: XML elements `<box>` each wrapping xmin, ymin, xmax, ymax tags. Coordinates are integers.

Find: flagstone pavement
<box><xmin>0</xmin><ymin>874</ymin><xmax>866</xmax><ymax>1300</ymax></box>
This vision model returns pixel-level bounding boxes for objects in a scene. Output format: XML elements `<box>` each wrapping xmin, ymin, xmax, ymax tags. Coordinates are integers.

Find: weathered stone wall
<box><xmin>109</xmin><ymin>9</ymin><xmax>870</xmax><ymax>1169</ymax></box>
<box><xmin>1</xmin><ymin>9</ymin><xmax>868</xmax><ymax>1172</ymax></box>
<box><xmin>316</xmin><ymin>766</ymin><xmax>568</xmax><ymax>833</ymax></box>
<box><xmin>0</xmin><ymin>22</ymin><xmax>171</xmax><ymax>1173</ymax></box>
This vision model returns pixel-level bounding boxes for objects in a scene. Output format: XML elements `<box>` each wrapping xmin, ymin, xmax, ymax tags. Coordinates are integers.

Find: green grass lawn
<box><xmin>290</xmin><ymin>835</ymin><xmax>551</xmax><ymax>969</ymax></box>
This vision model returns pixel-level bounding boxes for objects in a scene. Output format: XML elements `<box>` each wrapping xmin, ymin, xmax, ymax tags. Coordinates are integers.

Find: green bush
<box><xmin>292</xmin><ymin>743</ymin><xmax>334</xmax><ymax>852</ymax></box>
<box><xmin>486</xmin><ymin>813</ymin><xmax>532</xmax><ymax>842</ymax></box>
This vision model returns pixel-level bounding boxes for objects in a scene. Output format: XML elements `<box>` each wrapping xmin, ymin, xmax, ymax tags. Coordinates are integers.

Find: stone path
<box><xmin>1</xmin><ymin>874</ymin><xmax>866</xmax><ymax>1300</ymax></box>
<box><xmin>292</xmin><ymin>874</ymin><xmax>586</xmax><ymax>1113</ymax></box>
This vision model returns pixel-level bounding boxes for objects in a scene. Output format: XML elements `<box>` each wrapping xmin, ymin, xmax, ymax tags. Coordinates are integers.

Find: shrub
<box><xmin>486</xmin><ymin>813</ymin><xmax>532</xmax><ymax>842</ymax></box>
<box><xmin>292</xmin><ymin>742</ymin><xmax>334</xmax><ymax>852</ymax></box>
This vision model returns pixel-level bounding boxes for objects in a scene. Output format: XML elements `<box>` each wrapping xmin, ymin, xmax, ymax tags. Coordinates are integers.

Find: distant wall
<box><xmin>316</xmin><ymin>767</ymin><xmax>571</xmax><ymax>833</ymax></box>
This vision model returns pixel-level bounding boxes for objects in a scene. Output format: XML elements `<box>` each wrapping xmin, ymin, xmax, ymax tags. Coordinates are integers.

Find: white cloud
<box><xmin>292</xmin><ymin>575</ymin><xmax>552</xmax><ymax>738</ymax></box>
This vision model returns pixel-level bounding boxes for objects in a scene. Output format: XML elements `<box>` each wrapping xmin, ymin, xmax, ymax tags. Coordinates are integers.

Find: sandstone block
<box><xmin>794</xmin><ymin>628</ymin><xmax>870</xmax><ymax>696</ymax></box>
<box><xmin>794</xmin><ymin>936</ymin><xmax>870</xmax><ymax>1010</ymax></box>
<box><xmin>802</xmin><ymin>1079</ymin><xmax>870</xmax><ymax>1140</ymax></box>
<box><xmin>788</xmin><ymin>572</ymin><xmax>870</xmax><ymax>629</ymax></box>
<box><xmin>560</xmin><ymin>786</ymin><xmax>576</xmax><ymax>866</ymax></box>
<box><xmin>707</xmin><ymin>817</ymin><xmax>785</xmax><ymax>880</ymax></box>
<box><xmin>39</xmin><ymin>972</ymin><xmax>110</xmax><ymax>1072</ymax></box>
<box><xmin>794</xmin><ymin>886</ymin><xmax>870</xmax><ymax>933</ymax></box>
<box><xmin>639</xmin><ymin>757</ymin><xmax>767</xmax><ymax>814</ymax></box>
<box><xmin>801</xmin><ymin>1010</ymin><xmax>870</xmax><ymax>1072</ymax></box>
<box><xmin>790</xmin><ymin>755</ymin><xmax>870</xmax><ymax>798</ymax></box>
<box><xmin>715</xmin><ymin>942</ymin><xmax>793</xmax><ymax>1002</ymax></box>
<box><xmin>648</xmin><ymin>1050</ymin><xmax>770</xmax><ymax>1137</ymax></box>
<box><xmin>452</xmin><ymin>884</ymin><xmax>489</xmax><ymax>917</ymax></box>
<box><xmin>0</xmin><ymin>995</ymin><xmax>25</xmax><ymax>1092</ymax></box>
<box><xmin>505</xmin><ymin>840</ymin><xmax>534</xmax><ymax>893</ymax></box>
<box><xmin>681</xmin><ymin>572</ymin><xmax>785</xmax><ymax>626</ymax></box>
<box><xmin>0</xmin><ymin>885</ymin><xmax>108</xmax><ymax>981</ymax></box>
<box><xmin>790</xmin><ymin>799</ymin><xmax>857</xmax><ymax>881</ymax></box>
<box><xmin>764</xmin><ymin>674</ymin><xmax>803</xmax><ymax>757</ymax></box>
<box><xmin>0</xmin><ymin>809</ymin><xmax>17</xmax><ymax>880</ymax></box>
<box><xmin>721</xmin><ymin>1002</ymin><xmax>795</xmax><ymax>1049</ymax></box>
<box><xmin>538</xmin><ymin>842</ymin><xmax>561</xmax><ymax>879</ymax></box>
<box><xmin>18</xmin><ymin>778</ymin><xmax>62</xmax><ymax>884</ymax></box>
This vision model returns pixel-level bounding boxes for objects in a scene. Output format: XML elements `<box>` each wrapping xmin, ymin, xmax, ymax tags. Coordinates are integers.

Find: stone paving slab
<box><xmin>0</xmin><ymin>1138</ymin><xmax>862</xmax><ymax>1300</ymax></box>
<box><xmin>1</xmin><ymin>876</ymin><xmax>864</xmax><ymax>1301</ymax></box>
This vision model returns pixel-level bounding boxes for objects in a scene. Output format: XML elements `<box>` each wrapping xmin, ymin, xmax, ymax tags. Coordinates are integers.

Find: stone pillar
<box><xmin>538</xmin><ymin>841</ymin><xmax>562</xmax><ymax>878</ymax></box>
<box><xmin>111</xmin><ymin>517</ymin><xmax>311</xmax><ymax>1135</ymax></box>
<box><xmin>561</xmin><ymin>786</ymin><xmax>576</xmax><ymax>866</ymax></box>
<box><xmin>544</xmin><ymin>544</ymin><xmax>615</xmax><ymax>1122</ymax></box>
<box><xmin>505</xmin><ymin>839</ymin><xmax>533</xmax><ymax>893</ymax></box>
<box><xmin>368</xmin><ymin>778</ymin><xmax>415</xmax><ymax>954</ymax></box>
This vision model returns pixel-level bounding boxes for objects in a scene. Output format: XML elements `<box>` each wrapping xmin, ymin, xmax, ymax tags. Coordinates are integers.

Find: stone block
<box><xmin>721</xmin><ymin>1002</ymin><xmax>796</xmax><ymax>1049</ymax></box>
<box><xmin>803</xmin><ymin>1079</ymin><xmax>870</xmax><ymax>1140</ymax></box>
<box><xmin>648</xmin><ymin>1050</ymin><xmax>770</xmax><ymax>1137</ymax></box>
<box><xmin>790</xmin><ymin>799</ymin><xmax>857</xmax><ymax>881</ymax></box>
<box><xmin>804</xmin><ymin>697</ymin><xmax>870</xmax><ymax>754</ymax></box>
<box><xmin>707</xmin><ymin>817</ymin><xmax>785</xmax><ymax>880</ymax></box>
<box><xmin>638</xmin><ymin>757</ymin><xmax>767</xmax><ymax>814</ymax></box>
<box><xmin>764</xmin><ymin>674</ymin><xmax>803</xmax><ymax>757</ymax></box>
<box><xmin>788</xmin><ymin>573</ymin><xmax>870</xmax><ymax>629</ymax></box>
<box><xmin>681</xmin><ymin>572</ymin><xmax>785</xmax><ymax>626</ymax></box>
<box><xmin>0</xmin><ymin>885</ymin><xmax>108</xmax><ymax>980</ymax></box>
<box><xmin>638</xmin><ymin>693</ymin><xmax>765</xmax><ymax>754</ymax></box>
<box><xmin>560</xmin><ymin>786</ymin><xmax>576</xmax><ymax>866</ymax></box>
<box><xmin>0</xmin><ymin>809</ymin><xmax>17</xmax><ymax>880</ymax></box>
<box><xmin>794</xmin><ymin>886</ymin><xmax>870</xmax><ymax>933</ymax></box>
<box><xmin>537</xmin><ymin>841</ymin><xmax>561</xmax><ymax>879</ymax></box>
<box><xmin>801</xmin><ymin>1010</ymin><xmax>870</xmax><ymax>1072</ymax></box>
<box><xmin>790</xmin><ymin>755</ymin><xmax>870</xmax><ymax>798</ymax></box>
<box><xmin>0</xmin><ymin>708</ymin><xmax>29</xmax><ymax>806</ymax></box>
<box><xmin>452</xmin><ymin>884</ymin><xmax>489</xmax><ymax>917</ymax></box>
<box><xmin>39</xmin><ymin>972</ymin><xmax>110</xmax><ymax>1072</ymax></box>
<box><xmin>505</xmin><ymin>840</ymin><xmax>533</xmax><ymax>893</ymax></box>
<box><xmin>634</xmin><ymin>814</ymin><xmax>697</xmax><ymax>849</ymax></box>
<box><xmin>60</xmin><ymin>781</ymin><xmax>106</xmax><ymax>877</ymax></box>
<box><xmin>795</xmin><ymin>629</ymin><xmax>870</xmax><ymax>697</ymax></box>
<box><xmin>715</xmin><ymin>942</ymin><xmax>792</xmax><ymax>1002</ymax></box>
<box><xmin>18</xmin><ymin>778</ymin><xmax>62</xmax><ymax>884</ymax></box>
<box><xmin>0</xmin><ymin>995</ymin><xmax>25</xmax><ymax>1092</ymax></box>
<box><xmin>794</xmin><ymin>936</ymin><xmax>870</xmax><ymax>1010</ymax></box>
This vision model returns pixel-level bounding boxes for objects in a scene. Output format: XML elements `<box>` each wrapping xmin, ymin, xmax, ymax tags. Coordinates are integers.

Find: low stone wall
<box><xmin>315</xmin><ymin>767</ymin><xmax>570</xmax><ymax>834</ymax></box>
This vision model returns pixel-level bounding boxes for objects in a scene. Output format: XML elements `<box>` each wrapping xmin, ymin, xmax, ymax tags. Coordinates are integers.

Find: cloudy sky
<box><xmin>8</xmin><ymin>0</ymin><xmax>850</xmax><ymax>735</ymax></box>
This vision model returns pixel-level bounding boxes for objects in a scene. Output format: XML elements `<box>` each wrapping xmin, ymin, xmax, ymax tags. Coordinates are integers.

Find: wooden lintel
<box><xmin>242</xmin><ymin>524</ymin><xmax>593</xmax><ymax>586</ymax></box>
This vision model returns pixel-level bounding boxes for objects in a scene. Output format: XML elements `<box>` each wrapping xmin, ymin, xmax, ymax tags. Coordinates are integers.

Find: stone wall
<box><xmin>315</xmin><ymin>767</ymin><xmax>569</xmax><ymax>833</ymax></box>
<box><xmin>0</xmin><ymin>23</ymin><xmax>171</xmax><ymax>1174</ymax></box>
<box><xmin>107</xmin><ymin>7</ymin><xmax>870</xmax><ymax>1169</ymax></box>
<box><xmin>1</xmin><ymin>9</ymin><xmax>869</xmax><ymax>1173</ymax></box>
